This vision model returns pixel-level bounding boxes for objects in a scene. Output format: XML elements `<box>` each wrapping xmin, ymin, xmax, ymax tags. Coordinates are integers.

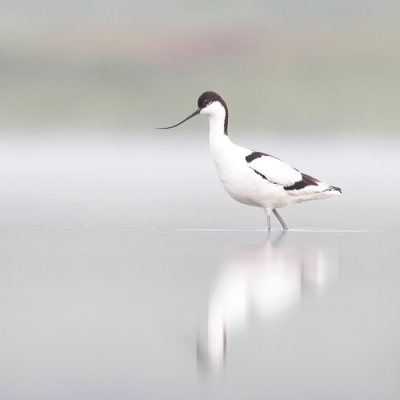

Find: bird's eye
<box><xmin>204</xmin><ymin>99</ymin><xmax>211</xmax><ymax>106</ymax></box>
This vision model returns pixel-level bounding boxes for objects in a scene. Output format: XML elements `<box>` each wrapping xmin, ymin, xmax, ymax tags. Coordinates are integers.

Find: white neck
<box><xmin>201</xmin><ymin>102</ymin><xmax>237</xmax><ymax>182</ymax></box>
<box><xmin>200</xmin><ymin>101</ymin><xmax>227</xmax><ymax>137</ymax></box>
<box><xmin>208</xmin><ymin>112</ymin><xmax>226</xmax><ymax>137</ymax></box>
<box><xmin>207</xmin><ymin>108</ymin><xmax>230</xmax><ymax>155</ymax></box>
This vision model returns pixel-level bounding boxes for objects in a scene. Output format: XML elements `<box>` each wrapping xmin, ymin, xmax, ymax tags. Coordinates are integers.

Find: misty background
<box><xmin>1</xmin><ymin>0</ymin><xmax>400</xmax><ymax>133</ymax></box>
<box><xmin>1</xmin><ymin>3</ymin><xmax>400</xmax><ymax>400</ymax></box>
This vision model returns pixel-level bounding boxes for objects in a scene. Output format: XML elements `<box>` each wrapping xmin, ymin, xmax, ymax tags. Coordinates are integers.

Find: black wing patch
<box><xmin>245</xmin><ymin>151</ymin><xmax>270</xmax><ymax>163</ymax></box>
<box><xmin>284</xmin><ymin>173</ymin><xmax>319</xmax><ymax>191</ymax></box>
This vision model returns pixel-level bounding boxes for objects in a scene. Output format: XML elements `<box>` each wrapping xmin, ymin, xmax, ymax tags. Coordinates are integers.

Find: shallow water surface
<box><xmin>0</xmin><ymin>133</ymin><xmax>399</xmax><ymax>399</ymax></box>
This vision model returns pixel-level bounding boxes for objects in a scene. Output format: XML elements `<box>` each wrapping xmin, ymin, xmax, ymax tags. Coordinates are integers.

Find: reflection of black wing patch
<box><xmin>284</xmin><ymin>173</ymin><xmax>319</xmax><ymax>191</ymax></box>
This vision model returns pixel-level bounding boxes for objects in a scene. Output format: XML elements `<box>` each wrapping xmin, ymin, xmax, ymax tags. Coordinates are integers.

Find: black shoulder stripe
<box><xmin>249</xmin><ymin>167</ymin><xmax>268</xmax><ymax>180</ymax></box>
<box><xmin>245</xmin><ymin>151</ymin><xmax>270</xmax><ymax>163</ymax></box>
<box><xmin>250</xmin><ymin>167</ymin><xmax>282</xmax><ymax>185</ymax></box>
<box><xmin>284</xmin><ymin>173</ymin><xmax>319</xmax><ymax>191</ymax></box>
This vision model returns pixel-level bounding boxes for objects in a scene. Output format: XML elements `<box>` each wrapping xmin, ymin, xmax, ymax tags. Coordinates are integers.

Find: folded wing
<box><xmin>245</xmin><ymin>151</ymin><xmax>340</xmax><ymax>195</ymax></box>
<box><xmin>246</xmin><ymin>151</ymin><xmax>303</xmax><ymax>187</ymax></box>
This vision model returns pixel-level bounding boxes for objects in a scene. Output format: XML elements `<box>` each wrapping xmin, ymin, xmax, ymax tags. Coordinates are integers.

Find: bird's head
<box><xmin>157</xmin><ymin>91</ymin><xmax>228</xmax><ymax>133</ymax></box>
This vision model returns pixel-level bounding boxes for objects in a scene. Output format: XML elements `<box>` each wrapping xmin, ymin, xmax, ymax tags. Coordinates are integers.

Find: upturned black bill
<box><xmin>156</xmin><ymin>109</ymin><xmax>200</xmax><ymax>129</ymax></box>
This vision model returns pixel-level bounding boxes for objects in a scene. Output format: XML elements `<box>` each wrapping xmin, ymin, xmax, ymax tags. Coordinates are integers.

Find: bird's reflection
<box><xmin>197</xmin><ymin>232</ymin><xmax>339</xmax><ymax>373</ymax></box>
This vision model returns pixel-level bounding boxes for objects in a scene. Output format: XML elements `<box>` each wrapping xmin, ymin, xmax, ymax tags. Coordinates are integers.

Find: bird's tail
<box><xmin>325</xmin><ymin>185</ymin><xmax>342</xmax><ymax>194</ymax></box>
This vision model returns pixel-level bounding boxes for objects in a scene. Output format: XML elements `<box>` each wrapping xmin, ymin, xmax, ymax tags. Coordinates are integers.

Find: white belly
<box><xmin>210</xmin><ymin>139</ymin><xmax>274</xmax><ymax>208</ymax></box>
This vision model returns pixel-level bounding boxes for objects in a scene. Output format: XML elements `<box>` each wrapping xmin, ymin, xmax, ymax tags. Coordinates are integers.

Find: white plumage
<box><xmin>248</xmin><ymin>155</ymin><xmax>302</xmax><ymax>187</ymax></box>
<box><xmin>159</xmin><ymin>91</ymin><xmax>341</xmax><ymax>230</ymax></box>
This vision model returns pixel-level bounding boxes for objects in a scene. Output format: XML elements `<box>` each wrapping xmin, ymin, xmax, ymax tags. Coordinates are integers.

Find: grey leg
<box><xmin>267</xmin><ymin>213</ymin><xmax>271</xmax><ymax>231</ymax></box>
<box><xmin>272</xmin><ymin>209</ymin><xmax>289</xmax><ymax>231</ymax></box>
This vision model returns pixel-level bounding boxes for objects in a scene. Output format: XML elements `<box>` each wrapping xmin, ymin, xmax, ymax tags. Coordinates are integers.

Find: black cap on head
<box><xmin>197</xmin><ymin>91</ymin><xmax>229</xmax><ymax>134</ymax></box>
<box><xmin>197</xmin><ymin>91</ymin><xmax>224</xmax><ymax>109</ymax></box>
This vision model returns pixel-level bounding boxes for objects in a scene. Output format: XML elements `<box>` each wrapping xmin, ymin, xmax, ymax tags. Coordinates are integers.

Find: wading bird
<box><xmin>158</xmin><ymin>91</ymin><xmax>341</xmax><ymax>230</ymax></box>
